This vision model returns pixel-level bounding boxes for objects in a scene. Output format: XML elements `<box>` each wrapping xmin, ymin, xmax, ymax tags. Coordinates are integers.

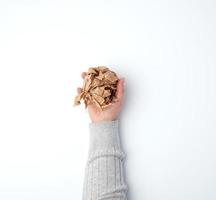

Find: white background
<box><xmin>0</xmin><ymin>0</ymin><xmax>216</xmax><ymax>199</ymax></box>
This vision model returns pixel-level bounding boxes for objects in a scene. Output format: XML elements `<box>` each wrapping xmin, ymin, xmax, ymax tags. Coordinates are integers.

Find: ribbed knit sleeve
<box><xmin>82</xmin><ymin>120</ymin><xmax>128</xmax><ymax>200</ymax></box>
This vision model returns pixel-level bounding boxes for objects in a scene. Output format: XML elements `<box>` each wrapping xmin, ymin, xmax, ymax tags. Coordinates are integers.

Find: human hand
<box><xmin>76</xmin><ymin>72</ymin><xmax>125</xmax><ymax>123</ymax></box>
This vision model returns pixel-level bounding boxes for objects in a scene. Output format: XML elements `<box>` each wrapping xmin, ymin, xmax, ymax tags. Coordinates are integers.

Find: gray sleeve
<box><xmin>82</xmin><ymin>120</ymin><xmax>128</xmax><ymax>200</ymax></box>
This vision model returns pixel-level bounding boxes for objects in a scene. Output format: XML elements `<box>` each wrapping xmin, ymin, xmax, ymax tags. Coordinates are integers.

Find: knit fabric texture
<box><xmin>82</xmin><ymin>120</ymin><xmax>128</xmax><ymax>200</ymax></box>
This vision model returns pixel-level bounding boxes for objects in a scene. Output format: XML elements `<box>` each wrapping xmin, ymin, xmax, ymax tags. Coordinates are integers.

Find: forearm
<box><xmin>82</xmin><ymin>120</ymin><xmax>128</xmax><ymax>200</ymax></box>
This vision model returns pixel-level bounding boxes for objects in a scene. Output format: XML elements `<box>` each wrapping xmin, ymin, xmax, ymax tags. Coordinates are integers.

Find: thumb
<box><xmin>116</xmin><ymin>78</ymin><xmax>125</xmax><ymax>101</ymax></box>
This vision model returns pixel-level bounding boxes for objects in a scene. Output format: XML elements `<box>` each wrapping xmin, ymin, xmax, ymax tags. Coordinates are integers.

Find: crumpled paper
<box><xmin>74</xmin><ymin>66</ymin><xmax>119</xmax><ymax>111</ymax></box>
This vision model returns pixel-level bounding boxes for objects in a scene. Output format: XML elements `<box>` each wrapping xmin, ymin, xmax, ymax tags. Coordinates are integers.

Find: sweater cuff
<box><xmin>89</xmin><ymin>120</ymin><xmax>121</xmax><ymax>152</ymax></box>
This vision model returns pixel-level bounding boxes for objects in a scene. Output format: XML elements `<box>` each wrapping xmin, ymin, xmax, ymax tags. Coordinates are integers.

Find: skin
<box><xmin>77</xmin><ymin>72</ymin><xmax>125</xmax><ymax>123</ymax></box>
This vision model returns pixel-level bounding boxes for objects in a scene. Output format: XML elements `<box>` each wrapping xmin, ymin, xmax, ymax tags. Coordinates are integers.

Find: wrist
<box><xmin>91</xmin><ymin>118</ymin><xmax>117</xmax><ymax>123</ymax></box>
<box><xmin>89</xmin><ymin>119</ymin><xmax>121</xmax><ymax>152</ymax></box>
<box><xmin>90</xmin><ymin>116</ymin><xmax>118</xmax><ymax>123</ymax></box>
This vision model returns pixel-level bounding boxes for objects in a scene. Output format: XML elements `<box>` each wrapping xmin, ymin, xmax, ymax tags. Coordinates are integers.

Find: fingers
<box><xmin>76</xmin><ymin>72</ymin><xmax>86</xmax><ymax>94</ymax></box>
<box><xmin>77</xmin><ymin>87</ymin><xmax>82</xmax><ymax>94</ymax></box>
<box><xmin>81</xmin><ymin>72</ymin><xmax>87</xmax><ymax>79</ymax></box>
<box><xmin>78</xmin><ymin>73</ymin><xmax>125</xmax><ymax>102</ymax></box>
<box><xmin>116</xmin><ymin>78</ymin><xmax>125</xmax><ymax>101</ymax></box>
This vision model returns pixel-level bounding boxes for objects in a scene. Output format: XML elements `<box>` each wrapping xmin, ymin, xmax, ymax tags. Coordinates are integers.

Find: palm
<box><xmin>77</xmin><ymin>72</ymin><xmax>125</xmax><ymax>123</ymax></box>
<box><xmin>88</xmin><ymin>98</ymin><xmax>123</xmax><ymax>122</ymax></box>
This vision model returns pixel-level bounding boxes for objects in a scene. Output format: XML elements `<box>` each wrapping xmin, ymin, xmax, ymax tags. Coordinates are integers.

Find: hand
<box><xmin>77</xmin><ymin>72</ymin><xmax>125</xmax><ymax>123</ymax></box>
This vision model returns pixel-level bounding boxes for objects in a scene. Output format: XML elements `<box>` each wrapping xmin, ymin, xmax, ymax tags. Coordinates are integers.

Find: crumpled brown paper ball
<box><xmin>74</xmin><ymin>66</ymin><xmax>119</xmax><ymax>111</ymax></box>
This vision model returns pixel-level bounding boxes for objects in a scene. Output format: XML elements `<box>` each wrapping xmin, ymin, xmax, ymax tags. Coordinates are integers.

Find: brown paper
<box><xmin>74</xmin><ymin>66</ymin><xmax>119</xmax><ymax>111</ymax></box>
